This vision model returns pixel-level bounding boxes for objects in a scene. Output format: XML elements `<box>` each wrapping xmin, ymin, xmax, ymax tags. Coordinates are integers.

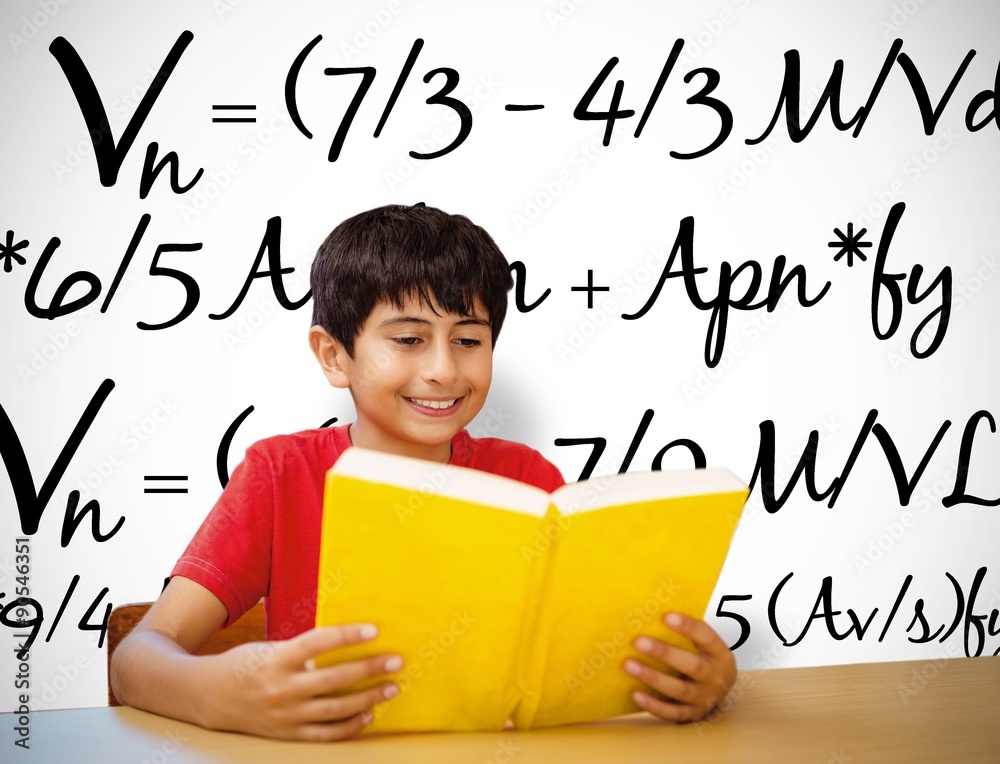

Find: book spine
<box><xmin>508</xmin><ymin>503</ymin><xmax>562</xmax><ymax>729</ymax></box>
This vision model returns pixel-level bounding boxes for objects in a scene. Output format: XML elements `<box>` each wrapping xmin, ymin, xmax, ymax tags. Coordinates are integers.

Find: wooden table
<box><xmin>7</xmin><ymin>657</ymin><xmax>999</xmax><ymax>762</ymax></box>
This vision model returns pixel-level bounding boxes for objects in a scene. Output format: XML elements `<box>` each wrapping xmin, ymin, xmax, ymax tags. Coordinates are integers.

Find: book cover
<box><xmin>314</xmin><ymin>447</ymin><xmax>748</xmax><ymax>732</ymax></box>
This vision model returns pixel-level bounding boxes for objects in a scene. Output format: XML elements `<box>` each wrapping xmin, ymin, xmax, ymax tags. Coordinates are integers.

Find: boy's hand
<box><xmin>203</xmin><ymin>623</ymin><xmax>401</xmax><ymax>741</ymax></box>
<box><xmin>623</xmin><ymin>612</ymin><xmax>736</xmax><ymax>723</ymax></box>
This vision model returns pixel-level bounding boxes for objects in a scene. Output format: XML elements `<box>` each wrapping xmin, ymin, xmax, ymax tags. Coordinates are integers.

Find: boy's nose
<box><xmin>421</xmin><ymin>340</ymin><xmax>459</xmax><ymax>385</ymax></box>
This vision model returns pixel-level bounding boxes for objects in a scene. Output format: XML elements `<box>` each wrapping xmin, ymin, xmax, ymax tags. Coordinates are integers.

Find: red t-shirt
<box><xmin>171</xmin><ymin>425</ymin><xmax>565</xmax><ymax>640</ymax></box>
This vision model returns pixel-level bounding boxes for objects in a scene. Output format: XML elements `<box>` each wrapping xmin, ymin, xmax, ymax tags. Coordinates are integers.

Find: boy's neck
<box><xmin>347</xmin><ymin>423</ymin><xmax>453</xmax><ymax>463</ymax></box>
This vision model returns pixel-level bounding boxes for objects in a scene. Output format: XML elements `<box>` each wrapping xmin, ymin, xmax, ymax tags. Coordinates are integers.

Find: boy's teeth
<box><xmin>411</xmin><ymin>398</ymin><xmax>457</xmax><ymax>409</ymax></box>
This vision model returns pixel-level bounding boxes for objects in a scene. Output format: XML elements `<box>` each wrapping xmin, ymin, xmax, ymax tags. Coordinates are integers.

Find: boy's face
<box><xmin>310</xmin><ymin>293</ymin><xmax>493</xmax><ymax>462</ymax></box>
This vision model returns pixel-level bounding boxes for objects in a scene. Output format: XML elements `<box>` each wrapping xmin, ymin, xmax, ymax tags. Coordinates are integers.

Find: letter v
<box><xmin>0</xmin><ymin>379</ymin><xmax>114</xmax><ymax>534</ymax></box>
<box><xmin>48</xmin><ymin>32</ymin><xmax>193</xmax><ymax>187</ymax></box>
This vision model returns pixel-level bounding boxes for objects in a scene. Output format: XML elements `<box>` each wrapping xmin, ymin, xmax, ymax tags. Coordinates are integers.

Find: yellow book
<box><xmin>314</xmin><ymin>447</ymin><xmax>748</xmax><ymax>732</ymax></box>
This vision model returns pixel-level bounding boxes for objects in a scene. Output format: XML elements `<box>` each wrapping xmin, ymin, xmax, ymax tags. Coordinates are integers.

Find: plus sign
<box><xmin>570</xmin><ymin>269</ymin><xmax>610</xmax><ymax>309</ymax></box>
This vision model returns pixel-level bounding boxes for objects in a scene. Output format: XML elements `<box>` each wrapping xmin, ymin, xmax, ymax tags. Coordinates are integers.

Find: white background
<box><xmin>1</xmin><ymin>0</ymin><xmax>999</xmax><ymax>713</ymax></box>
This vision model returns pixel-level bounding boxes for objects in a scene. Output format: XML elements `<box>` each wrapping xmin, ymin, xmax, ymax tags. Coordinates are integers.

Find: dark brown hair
<box><xmin>310</xmin><ymin>204</ymin><xmax>514</xmax><ymax>356</ymax></box>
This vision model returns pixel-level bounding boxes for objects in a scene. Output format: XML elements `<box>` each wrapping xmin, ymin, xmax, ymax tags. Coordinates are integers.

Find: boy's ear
<box><xmin>308</xmin><ymin>325</ymin><xmax>352</xmax><ymax>389</ymax></box>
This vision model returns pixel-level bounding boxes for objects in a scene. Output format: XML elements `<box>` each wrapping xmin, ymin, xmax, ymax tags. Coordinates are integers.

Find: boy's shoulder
<box><xmin>242</xmin><ymin>425</ymin><xmax>350</xmax><ymax>475</ymax></box>
<box><xmin>239</xmin><ymin>426</ymin><xmax>564</xmax><ymax>492</ymax></box>
<box><xmin>456</xmin><ymin>431</ymin><xmax>566</xmax><ymax>492</ymax></box>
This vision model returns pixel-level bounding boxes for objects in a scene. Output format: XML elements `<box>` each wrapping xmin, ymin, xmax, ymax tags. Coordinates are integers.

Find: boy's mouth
<box><xmin>404</xmin><ymin>396</ymin><xmax>463</xmax><ymax>414</ymax></box>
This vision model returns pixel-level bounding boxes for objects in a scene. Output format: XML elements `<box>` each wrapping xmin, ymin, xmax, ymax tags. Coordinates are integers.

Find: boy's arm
<box><xmin>110</xmin><ymin>576</ymin><xmax>402</xmax><ymax>740</ymax></box>
<box><xmin>621</xmin><ymin>613</ymin><xmax>737</xmax><ymax>723</ymax></box>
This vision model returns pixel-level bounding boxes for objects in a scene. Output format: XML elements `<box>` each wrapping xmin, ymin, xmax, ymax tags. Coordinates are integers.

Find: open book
<box><xmin>314</xmin><ymin>447</ymin><xmax>748</xmax><ymax>732</ymax></box>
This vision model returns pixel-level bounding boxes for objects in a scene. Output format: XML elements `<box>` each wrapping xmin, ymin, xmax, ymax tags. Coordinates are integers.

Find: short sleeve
<box><xmin>522</xmin><ymin>450</ymin><xmax>567</xmax><ymax>493</ymax></box>
<box><xmin>170</xmin><ymin>446</ymin><xmax>274</xmax><ymax>626</ymax></box>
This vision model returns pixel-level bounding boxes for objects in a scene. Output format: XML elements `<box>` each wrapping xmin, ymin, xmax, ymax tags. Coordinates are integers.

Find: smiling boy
<box><xmin>110</xmin><ymin>203</ymin><xmax>736</xmax><ymax>740</ymax></box>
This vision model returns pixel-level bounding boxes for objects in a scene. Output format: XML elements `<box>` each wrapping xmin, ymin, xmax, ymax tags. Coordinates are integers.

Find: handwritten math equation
<box><xmin>2</xmin><ymin>27</ymin><xmax>998</xmax><ymax>670</ymax></box>
<box><xmin>108</xmin><ymin>32</ymin><xmax>1000</xmax><ymax>163</ymax></box>
<box><xmin>2</xmin><ymin>378</ymin><xmax>998</xmax><ymax>663</ymax></box>
<box><xmin>35</xmin><ymin>30</ymin><xmax>1000</xmax><ymax>173</ymax></box>
<box><xmin>5</xmin><ymin>201</ymin><xmax>950</xmax><ymax>369</ymax></box>
<box><xmin>3</xmin><ymin>557</ymin><xmax>997</xmax><ymax>662</ymax></box>
<box><xmin>4</xmin><ymin>29</ymin><xmax>981</xmax><ymax>368</ymax></box>
<box><xmin>715</xmin><ymin>566</ymin><xmax>1000</xmax><ymax>659</ymax></box>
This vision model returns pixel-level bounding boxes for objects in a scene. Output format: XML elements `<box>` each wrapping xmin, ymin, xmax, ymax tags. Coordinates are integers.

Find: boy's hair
<box><xmin>310</xmin><ymin>204</ymin><xmax>514</xmax><ymax>356</ymax></box>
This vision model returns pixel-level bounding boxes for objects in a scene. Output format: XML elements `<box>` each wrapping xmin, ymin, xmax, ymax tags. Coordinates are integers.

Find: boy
<box><xmin>111</xmin><ymin>204</ymin><xmax>737</xmax><ymax>740</ymax></box>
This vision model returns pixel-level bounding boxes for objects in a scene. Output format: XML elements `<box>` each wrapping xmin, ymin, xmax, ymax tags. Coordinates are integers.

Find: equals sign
<box><xmin>144</xmin><ymin>475</ymin><xmax>188</xmax><ymax>494</ymax></box>
<box><xmin>212</xmin><ymin>104</ymin><xmax>257</xmax><ymax>123</ymax></box>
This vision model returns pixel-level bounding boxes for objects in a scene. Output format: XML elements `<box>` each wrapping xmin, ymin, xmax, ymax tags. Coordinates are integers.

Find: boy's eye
<box><xmin>454</xmin><ymin>337</ymin><xmax>482</xmax><ymax>348</ymax></box>
<box><xmin>392</xmin><ymin>337</ymin><xmax>420</xmax><ymax>346</ymax></box>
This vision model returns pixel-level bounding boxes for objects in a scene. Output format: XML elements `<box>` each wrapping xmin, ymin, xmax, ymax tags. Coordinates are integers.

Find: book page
<box><xmin>551</xmin><ymin>467</ymin><xmax>747</xmax><ymax>513</ymax></box>
<box><xmin>334</xmin><ymin>447</ymin><xmax>551</xmax><ymax>516</ymax></box>
<box><xmin>516</xmin><ymin>484</ymin><xmax>747</xmax><ymax>729</ymax></box>
<box><xmin>314</xmin><ymin>454</ymin><xmax>552</xmax><ymax>732</ymax></box>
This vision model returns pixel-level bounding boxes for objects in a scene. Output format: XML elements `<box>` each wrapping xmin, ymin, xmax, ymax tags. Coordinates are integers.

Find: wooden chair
<box><xmin>106</xmin><ymin>601</ymin><xmax>266</xmax><ymax>706</ymax></box>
